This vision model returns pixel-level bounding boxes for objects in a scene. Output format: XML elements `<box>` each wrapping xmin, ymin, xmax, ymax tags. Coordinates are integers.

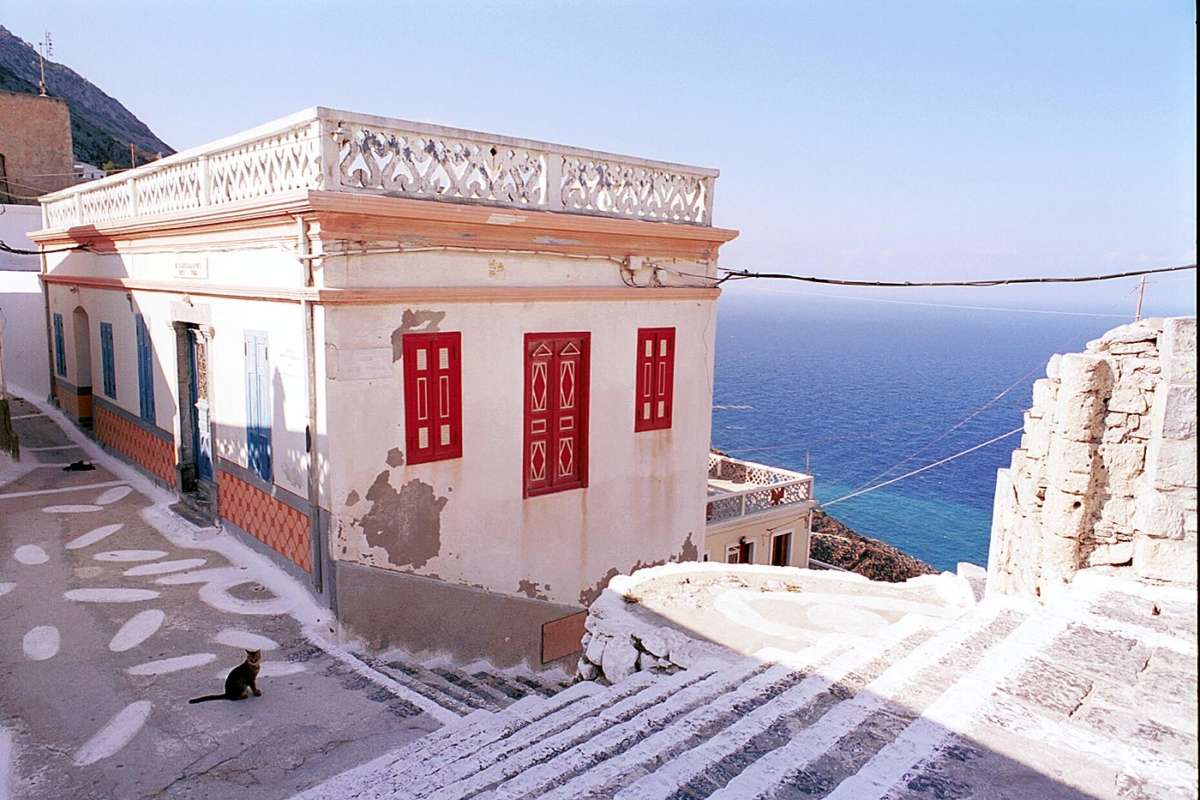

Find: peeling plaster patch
<box><xmin>390</xmin><ymin>310</ymin><xmax>446</xmax><ymax>361</ymax></box>
<box><xmin>386</xmin><ymin>448</ymin><xmax>405</xmax><ymax>468</ymax></box>
<box><xmin>345</xmin><ymin>491</ymin><xmax>360</xmax><ymax>507</ymax></box>
<box><xmin>579</xmin><ymin>558</ymin><xmax>664</xmax><ymax>607</ymax></box>
<box><xmin>676</xmin><ymin>532</ymin><xmax>699</xmax><ymax>562</ymax></box>
<box><xmin>517</xmin><ymin>579</ymin><xmax>550</xmax><ymax>601</ymax></box>
<box><xmin>353</xmin><ymin>471</ymin><xmax>447</xmax><ymax>570</ymax></box>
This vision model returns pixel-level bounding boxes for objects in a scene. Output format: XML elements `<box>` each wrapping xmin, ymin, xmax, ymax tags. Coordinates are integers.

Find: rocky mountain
<box><xmin>0</xmin><ymin>25</ymin><xmax>173</xmax><ymax>169</ymax></box>
<box><xmin>808</xmin><ymin>509</ymin><xmax>939</xmax><ymax>582</ymax></box>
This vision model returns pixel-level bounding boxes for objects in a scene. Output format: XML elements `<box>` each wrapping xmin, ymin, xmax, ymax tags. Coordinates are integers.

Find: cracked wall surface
<box><xmin>987</xmin><ymin>317</ymin><xmax>1197</xmax><ymax>598</ymax></box>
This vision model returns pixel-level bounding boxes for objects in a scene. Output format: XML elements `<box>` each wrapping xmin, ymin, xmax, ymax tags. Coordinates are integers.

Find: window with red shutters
<box><xmin>634</xmin><ymin>327</ymin><xmax>676</xmax><ymax>432</ymax></box>
<box><xmin>524</xmin><ymin>332</ymin><xmax>590</xmax><ymax>497</ymax></box>
<box><xmin>402</xmin><ymin>332</ymin><xmax>463</xmax><ymax>465</ymax></box>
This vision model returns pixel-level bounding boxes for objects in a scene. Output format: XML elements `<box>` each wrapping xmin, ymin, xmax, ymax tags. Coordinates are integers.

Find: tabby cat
<box><xmin>188</xmin><ymin>650</ymin><xmax>262</xmax><ymax>703</ymax></box>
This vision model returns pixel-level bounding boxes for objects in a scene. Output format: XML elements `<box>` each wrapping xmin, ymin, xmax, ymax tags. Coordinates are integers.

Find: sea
<box><xmin>711</xmin><ymin>290</ymin><xmax>1137</xmax><ymax>572</ymax></box>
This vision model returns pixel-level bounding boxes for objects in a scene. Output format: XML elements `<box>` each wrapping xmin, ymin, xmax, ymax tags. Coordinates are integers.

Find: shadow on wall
<box><xmin>0</xmin><ymin>277</ymin><xmax>50</xmax><ymax>399</ymax></box>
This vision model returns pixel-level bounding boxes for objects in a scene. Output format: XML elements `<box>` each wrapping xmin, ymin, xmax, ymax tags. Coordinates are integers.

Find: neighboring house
<box><xmin>0</xmin><ymin>90</ymin><xmax>76</xmax><ymax>203</ymax></box>
<box><xmin>705</xmin><ymin>451</ymin><xmax>815</xmax><ymax>567</ymax></box>
<box><xmin>0</xmin><ymin>203</ymin><xmax>50</xmax><ymax>400</ymax></box>
<box><xmin>74</xmin><ymin>162</ymin><xmax>106</xmax><ymax>182</ymax></box>
<box><xmin>30</xmin><ymin>106</ymin><xmax>739</xmax><ymax>668</ymax></box>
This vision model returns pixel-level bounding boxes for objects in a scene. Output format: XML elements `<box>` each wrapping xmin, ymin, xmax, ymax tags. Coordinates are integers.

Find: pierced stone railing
<box><xmin>39</xmin><ymin>108</ymin><xmax>716</xmax><ymax>230</ymax></box>
<box><xmin>706</xmin><ymin>453</ymin><xmax>814</xmax><ymax>525</ymax></box>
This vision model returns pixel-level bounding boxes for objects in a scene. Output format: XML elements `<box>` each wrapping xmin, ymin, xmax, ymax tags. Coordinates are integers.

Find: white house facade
<box><xmin>31</xmin><ymin>107</ymin><xmax>739</xmax><ymax>667</ymax></box>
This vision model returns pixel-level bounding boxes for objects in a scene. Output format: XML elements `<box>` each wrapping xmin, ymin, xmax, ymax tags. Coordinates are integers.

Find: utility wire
<box><xmin>716</xmin><ymin>262</ymin><xmax>1196</xmax><ymax>287</ymax></box>
<box><xmin>822</xmin><ymin>426</ymin><xmax>1024</xmax><ymax>508</ymax></box>
<box><xmin>841</xmin><ymin>363</ymin><xmax>1042</xmax><ymax>496</ymax></box>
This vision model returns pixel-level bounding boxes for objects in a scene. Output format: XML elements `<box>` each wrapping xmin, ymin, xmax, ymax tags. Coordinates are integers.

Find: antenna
<box><xmin>1134</xmin><ymin>276</ymin><xmax>1148</xmax><ymax>321</ymax></box>
<box><xmin>36</xmin><ymin>31</ymin><xmax>53</xmax><ymax>96</ymax></box>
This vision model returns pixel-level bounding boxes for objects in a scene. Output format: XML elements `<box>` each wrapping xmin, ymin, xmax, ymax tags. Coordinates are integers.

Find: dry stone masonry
<box><xmin>988</xmin><ymin>316</ymin><xmax>1197</xmax><ymax>597</ymax></box>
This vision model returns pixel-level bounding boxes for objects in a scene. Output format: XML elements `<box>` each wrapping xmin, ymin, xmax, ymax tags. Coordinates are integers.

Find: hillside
<box><xmin>808</xmin><ymin>508</ymin><xmax>939</xmax><ymax>581</ymax></box>
<box><xmin>0</xmin><ymin>25</ymin><xmax>173</xmax><ymax>169</ymax></box>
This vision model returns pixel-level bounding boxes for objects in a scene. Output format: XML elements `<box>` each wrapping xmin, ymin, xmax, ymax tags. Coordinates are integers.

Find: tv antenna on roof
<box><xmin>36</xmin><ymin>31</ymin><xmax>53</xmax><ymax>96</ymax></box>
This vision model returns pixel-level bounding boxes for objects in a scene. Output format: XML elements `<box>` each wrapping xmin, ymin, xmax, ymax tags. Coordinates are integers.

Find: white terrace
<box><xmin>706</xmin><ymin>452</ymin><xmax>815</xmax><ymax>525</ymax></box>
<box><xmin>37</xmin><ymin>107</ymin><xmax>717</xmax><ymax>231</ymax></box>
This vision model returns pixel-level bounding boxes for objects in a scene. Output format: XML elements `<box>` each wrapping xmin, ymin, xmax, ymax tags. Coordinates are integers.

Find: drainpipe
<box><xmin>298</xmin><ymin>215</ymin><xmax>324</xmax><ymax>594</ymax></box>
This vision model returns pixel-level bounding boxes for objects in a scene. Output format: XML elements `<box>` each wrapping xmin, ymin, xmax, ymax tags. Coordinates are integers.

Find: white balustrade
<box><xmin>706</xmin><ymin>453</ymin><xmax>814</xmax><ymax>524</ymax></box>
<box><xmin>39</xmin><ymin>109</ymin><xmax>716</xmax><ymax>230</ymax></box>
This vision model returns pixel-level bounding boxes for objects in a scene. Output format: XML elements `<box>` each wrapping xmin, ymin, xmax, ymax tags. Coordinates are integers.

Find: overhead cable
<box><xmin>716</xmin><ymin>262</ymin><xmax>1197</xmax><ymax>287</ymax></box>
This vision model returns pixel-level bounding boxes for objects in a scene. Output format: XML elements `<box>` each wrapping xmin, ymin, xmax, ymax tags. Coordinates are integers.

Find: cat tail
<box><xmin>188</xmin><ymin>694</ymin><xmax>226</xmax><ymax>704</ymax></box>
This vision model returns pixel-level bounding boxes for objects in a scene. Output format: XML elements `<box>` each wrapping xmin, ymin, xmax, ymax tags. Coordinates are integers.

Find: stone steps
<box><xmin>296</xmin><ymin>579</ymin><xmax>1197</xmax><ymax>800</ymax></box>
<box><xmin>352</xmin><ymin>653</ymin><xmax>565</xmax><ymax>721</ymax></box>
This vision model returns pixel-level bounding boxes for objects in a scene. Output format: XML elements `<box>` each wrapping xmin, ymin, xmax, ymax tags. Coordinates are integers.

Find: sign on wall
<box><xmin>174</xmin><ymin>259</ymin><xmax>208</xmax><ymax>280</ymax></box>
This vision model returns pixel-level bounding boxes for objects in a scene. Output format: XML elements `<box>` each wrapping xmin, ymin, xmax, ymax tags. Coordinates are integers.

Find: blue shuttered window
<box><xmin>244</xmin><ymin>331</ymin><xmax>272</xmax><ymax>482</ymax></box>
<box><xmin>99</xmin><ymin>322</ymin><xmax>116</xmax><ymax>398</ymax></box>
<box><xmin>53</xmin><ymin>313</ymin><xmax>66</xmax><ymax>377</ymax></box>
<box><xmin>135</xmin><ymin>314</ymin><xmax>156</xmax><ymax>423</ymax></box>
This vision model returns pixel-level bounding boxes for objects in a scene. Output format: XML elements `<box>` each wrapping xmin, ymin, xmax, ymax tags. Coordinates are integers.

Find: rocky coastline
<box><xmin>808</xmin><ymin>509</ymin><xmax>939</xmax><ymax>582</ymax></box>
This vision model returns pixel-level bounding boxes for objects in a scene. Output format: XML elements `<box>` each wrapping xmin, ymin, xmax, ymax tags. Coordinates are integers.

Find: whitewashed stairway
<box><xmin>298</xmin><ymin>575</ymin><xmax>1196</xmax><ymax>800</ymax></box>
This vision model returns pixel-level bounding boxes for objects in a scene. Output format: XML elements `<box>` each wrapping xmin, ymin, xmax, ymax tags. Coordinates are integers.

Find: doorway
<box><xmin>175</xmin><ymin>323</ymin><xmax>215</xmax><ymax>519</ymax></box>
<box><xmin>71</xmin><ymin>306</ymin><xmax>94</xmax><ymax>425</ymax></box>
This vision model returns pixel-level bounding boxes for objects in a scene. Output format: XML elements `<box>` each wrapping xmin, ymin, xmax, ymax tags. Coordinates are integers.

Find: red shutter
<box><xmin>524</xmin><ymin>332</ymin><xmax>590</xmax><ymax>497</ymax></box>
<box><xmin>403</xmin><ymin>332</ymin><xmax>462</xmax><ymax>465</ymax></box>
<box><xmin>634</xmin><ymin>327</ymin><xmax>675</xmax><ymax>431</ymax></box>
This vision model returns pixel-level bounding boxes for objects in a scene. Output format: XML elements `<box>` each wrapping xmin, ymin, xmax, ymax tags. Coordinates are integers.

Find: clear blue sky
<box><xmin>6</xmin><ymin>1</ymin><xmax>1196</xmax><ymax>315</ymax></box>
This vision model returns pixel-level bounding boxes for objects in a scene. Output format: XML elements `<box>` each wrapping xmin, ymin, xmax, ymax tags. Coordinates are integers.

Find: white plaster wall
<box><xmin>0</xmin><ymin>271</ymin><xmax>49</xmax><ymax>399</ymax></box>
<box><xmin>704</xmin><ymin>508</ymin><xmax>813</xmax><ymax>568</ymax></box>
<box><xmin>324</xmin><ymin>295</ymin><xmax>716</xmax><ymax>608</ymax></box>
<box><xmin>0</xmin><ymin>204</ymin><xmax>42</xmax><ymax>272</ymax></box>
<box><xmin>42</xmin><ymin>250</ymin><xmax>312</xmax><ymax>500</ymax></box>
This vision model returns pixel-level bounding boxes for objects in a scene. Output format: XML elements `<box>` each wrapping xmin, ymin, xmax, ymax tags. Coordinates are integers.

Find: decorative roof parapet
<box><xmin>38</xmin><ymin>107</ymin><xmax>718</xmax><ymax>232</ymax></box>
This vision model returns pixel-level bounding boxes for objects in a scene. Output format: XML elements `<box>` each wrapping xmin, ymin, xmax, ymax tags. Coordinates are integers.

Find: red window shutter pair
<box><xmin>402</xmin><ymin>332</ymin><xmax>463</xmax><ymax>465</ymax></box>
<box><xmin>634</xmin><ymin>327</ymin><xmax>676</xmax><ymax>432</ymax></box>
<box><xmin>524</xmin><ymin>333</ymin><xmax>590</xmax><ymax>497</ymax></box>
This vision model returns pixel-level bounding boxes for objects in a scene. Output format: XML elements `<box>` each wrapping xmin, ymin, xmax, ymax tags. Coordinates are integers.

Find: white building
<box><xmin>30</xmin><ymin>107</ymin><xmax>769</xmax><ymax>667</ymax></box>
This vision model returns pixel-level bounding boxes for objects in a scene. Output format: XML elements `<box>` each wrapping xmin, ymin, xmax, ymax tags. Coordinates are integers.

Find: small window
<box><xmin>771</xmin><ymin>531</ymin><xmax>793</xmax><ymax>567</ymax></box>
<box><xmin>524</xmin><ymin>332</ymin><xmax>590</xmax><ymax>497</ymax></box>
<box><xmin>135</xmin><ymin>314</ymin><xmax>156</xmax><ymax>423</ymax></box>
<box><xmin>402</xmin><ymin>332</ymin><xmax>462</xmax><ymax>465</ymax></box>
<box><xmin>634</xmin><ymin>327</ymin><xmax>675</xmax><ymax>431</ymax></box>
<box><xmin>99</xmin><ymin>322</ymin><xmax>116</xmax><ymax>398</ymax></box>
<box><xmin>53</xmin><ymin>313</ymin><xmax>66</xmax><ymax>377</ymax></box>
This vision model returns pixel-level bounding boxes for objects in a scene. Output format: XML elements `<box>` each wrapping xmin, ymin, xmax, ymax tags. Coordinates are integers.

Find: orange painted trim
<box><xmin>308</xmin><ymin>191</ymin><xmax>738</xmax><ymax>261</ymax></box>
<box><xmin>42</xmin><ymin>274</ymin><xmax>720</xmax><ymax>304</ymax></box>
<box><xmin>31</xmin><ymin>189</ymin><xmax>739</xmax><ymax>263</ymax></box>
<box><xmin>316</xmin><ymin>286</ymin><xmax>721</xmax><ymax>304</ymax></box>
<box><xmin>41</xmin><ymin>274</ymin><xmax>315</xmax><ymax>303</ymax></box>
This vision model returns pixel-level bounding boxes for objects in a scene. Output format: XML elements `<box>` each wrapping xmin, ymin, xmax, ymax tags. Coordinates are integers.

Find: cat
<box><xmin>188</xmin><ymin>650</ymin><xmax>262</xmax><ymax>703</ymax></box>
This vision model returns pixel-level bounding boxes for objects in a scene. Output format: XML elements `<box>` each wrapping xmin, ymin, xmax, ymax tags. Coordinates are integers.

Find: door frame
<box><xmin>172</xmin><ymin>321</ymin><xmax>217</xmax><ymax>513</ymax></box>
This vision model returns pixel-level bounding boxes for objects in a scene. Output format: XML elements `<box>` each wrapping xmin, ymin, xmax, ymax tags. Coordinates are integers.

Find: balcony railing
<box><xmin>40</xmin><ymin>107</ymin><xmax>717</xmax><ymax>231</ymax></box>
<box><xmin>706</xmin><ymin>452</ymin><xmax>814</xmax><ymax>525</ymax></box>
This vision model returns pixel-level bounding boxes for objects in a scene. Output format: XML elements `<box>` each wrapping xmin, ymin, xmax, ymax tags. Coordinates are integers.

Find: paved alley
<box><xmin>0</xmin><ymin>396</ymin><xmax>441</xmax><ymax>800</ymax></box>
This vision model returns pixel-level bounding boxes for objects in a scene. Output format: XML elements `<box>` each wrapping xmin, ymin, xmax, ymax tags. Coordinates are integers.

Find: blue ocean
<box><xmin>711</xmin><ymin>290</ymin><xmax>1127</xmax><ymax>572</ymax></box>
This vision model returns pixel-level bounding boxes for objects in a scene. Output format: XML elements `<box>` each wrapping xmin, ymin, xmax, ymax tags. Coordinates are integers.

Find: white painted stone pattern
<box><xmin>987</xmin><ymin>316</ymin><xmax>1197</xmax><ymax>597</ymax></box>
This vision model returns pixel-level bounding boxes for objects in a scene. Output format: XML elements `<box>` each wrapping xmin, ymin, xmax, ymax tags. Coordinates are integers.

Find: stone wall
<box><xmin>0</xmin><ymin>91</ymin><xmax>76</xmax><ymax>202</ymax></box>
<box><xmin>987</xmin><ymin>317</ymin><xmax>1197</xmax><ymax>597</ymax></box>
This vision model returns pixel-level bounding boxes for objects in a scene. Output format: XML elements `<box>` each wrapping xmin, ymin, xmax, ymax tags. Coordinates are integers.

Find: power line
<box><xmin>840</xmin><ymin>363</ymin><xmax>1042</xmax><ymax>497</ymax></box>
<box><xmin>716</xmin><ymin>262</ymin><xmax>1197</xmax><ymax>288</ymax></box>
<box><xmin>822</xmin><ymin>427</ymin><xmax>1024</xmax><ymax>508</ymax></box>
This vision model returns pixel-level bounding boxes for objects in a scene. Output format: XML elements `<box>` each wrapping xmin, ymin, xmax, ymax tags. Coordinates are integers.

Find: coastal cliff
<box><xmin>808</xmin><ymin>509</ymin><xmax>938</xmax><ymax>582</ymax></box>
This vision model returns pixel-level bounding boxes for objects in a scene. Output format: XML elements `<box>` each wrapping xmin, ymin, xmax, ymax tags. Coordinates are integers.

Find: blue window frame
<box><xmin>244</xmin><ymin>331</ymin><xmax>272</xmax><ymax>482</ymax></box>
<box><xmin>53</xmin><ymin>313</ymin><xmax>66</xmax><ymax>377</ymax></box>
<box><xmin>99</xmin><ymin>322</ymin><xmax>116</xmax><ymax>398</ymax></box>
<box><xmin>135</xmin><ymin>314</ymin><xmax>156</xmax><ymax>423</ymax></box>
